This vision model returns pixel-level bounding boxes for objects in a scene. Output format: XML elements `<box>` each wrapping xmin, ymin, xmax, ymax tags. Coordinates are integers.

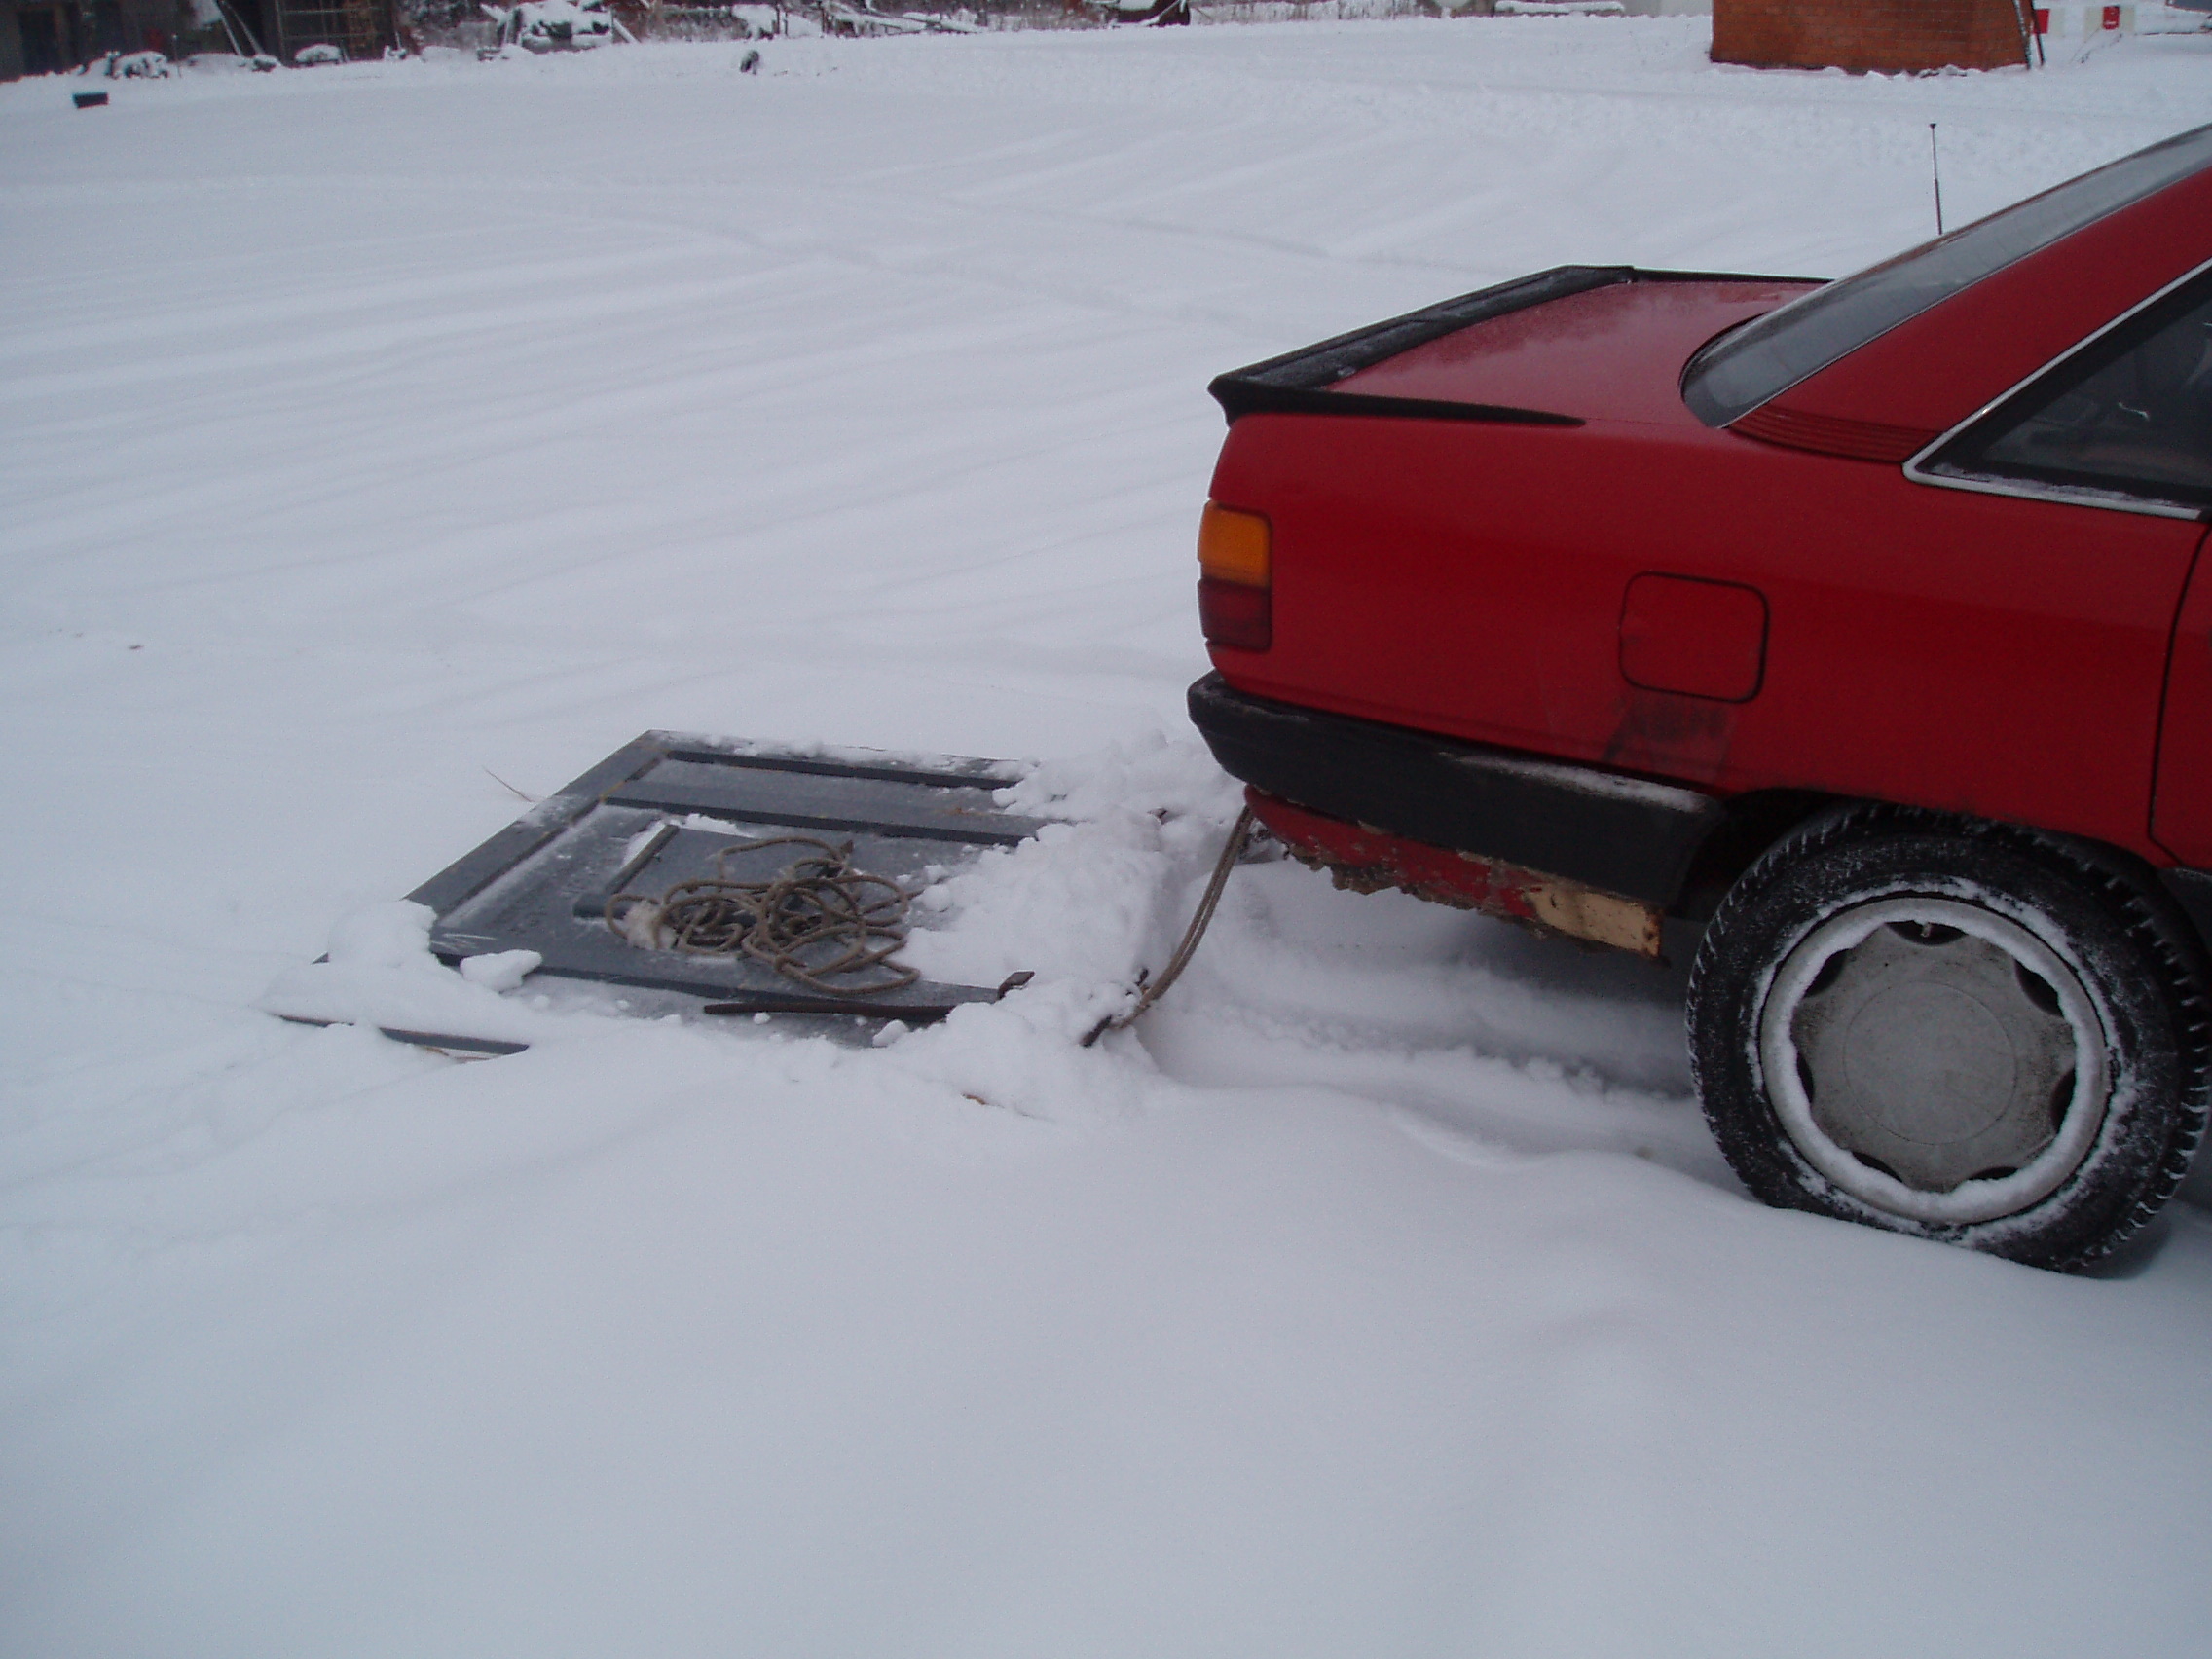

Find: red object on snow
<box><xmin>1185</xmin><ymin>124</ymin><xmax>2212</xmax><ymax>1268</ymax></box>
<box><xmin>1195</xmin><ymin>129</ymin><xmax>2212</xmax><ymax>895</ymax></box>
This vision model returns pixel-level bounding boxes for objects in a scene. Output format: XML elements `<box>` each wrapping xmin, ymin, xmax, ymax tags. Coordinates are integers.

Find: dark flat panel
<box><xmin>657</xmin><ymin>741</ymin><xmax>1022</xmax><ymax>790</ymax></box>
<box><xmin>607</xmin><ymin>759</ymin><xmax>1043</xmax><ymax>846</ymax></box>
<box><xmin>405</xmin><ymin>735</ymin><xmax>669</xmax><ymax>915</ymax></box>
<box><xmin>399</xmin><ymin>733</ymin><xmax>1043</xmax><ymax>1028</ymax></box>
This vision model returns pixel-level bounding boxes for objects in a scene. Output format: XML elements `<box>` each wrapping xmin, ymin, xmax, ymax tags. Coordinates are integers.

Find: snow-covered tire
<box><xmin>1686</xmin><ymin>806</ymin><xmax>2210</xmax><ymax>1271</ymax></box>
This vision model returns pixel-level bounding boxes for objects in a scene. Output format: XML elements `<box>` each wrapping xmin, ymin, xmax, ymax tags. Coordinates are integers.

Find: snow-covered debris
<box><xmin>255</xmin><ymin>902</ymin><xmax>571</xmax><ymax>1043</ymax></box>
<box><xmin>103</xmin><ymin>49</ymin><xmax>175</xmax><ymax>76</ymax></box>
<box><xmin>481</xmin><ymin>0</ymin><xmax>627</xmax><ymax>52</ymax></box>
<box><xmin>457</xmin><ymin>947</ymin><xmax>544</xmax><ymax>991</ymax></box>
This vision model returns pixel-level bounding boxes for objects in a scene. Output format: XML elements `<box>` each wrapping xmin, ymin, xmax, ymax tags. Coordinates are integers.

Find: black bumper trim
<box><xmin>1187</xmin><ymin>674</ymin><xmax>1725</xmax><ymax>908</ymax></box>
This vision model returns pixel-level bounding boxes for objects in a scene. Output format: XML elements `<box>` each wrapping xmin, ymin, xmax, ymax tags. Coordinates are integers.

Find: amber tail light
<box><xmin>1198</xmin><ymin>502</ymin><xmax>1271</xmax><ymax>652</ymax></box>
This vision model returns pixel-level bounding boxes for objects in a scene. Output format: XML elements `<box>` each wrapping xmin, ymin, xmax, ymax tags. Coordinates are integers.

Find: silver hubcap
<box><xmin>1757</xmin><ymin>896</ymin><xmax>2110</xmax><ymax>1225</ymax></box>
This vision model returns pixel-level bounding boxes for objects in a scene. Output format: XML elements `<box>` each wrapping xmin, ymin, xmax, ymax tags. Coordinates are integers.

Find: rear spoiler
<box><xmin>1205</xmin><ymin>265</ymin><xmax>1808</xmax><ymax>427</ymax></box>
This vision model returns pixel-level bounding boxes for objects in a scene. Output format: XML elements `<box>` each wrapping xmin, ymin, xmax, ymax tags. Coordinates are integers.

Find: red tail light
<box><xmin>1199</xmin><ymin>577</ymin><xmax>1272</xmax><ymax>652</ymax></box>
<box><xmin>1198</xmin><ymin>502</ymin><xmax>1271</xmax><ymax>652</ymax></box>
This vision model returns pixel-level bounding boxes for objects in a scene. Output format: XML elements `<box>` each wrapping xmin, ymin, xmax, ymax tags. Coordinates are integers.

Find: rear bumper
<box><xmin>1186</xmin><ymin>673</ymin><xmax>1725</xmax><ymax>909</ymax></box>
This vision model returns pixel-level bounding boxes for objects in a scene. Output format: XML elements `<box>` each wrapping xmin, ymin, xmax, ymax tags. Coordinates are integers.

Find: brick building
<box><xmin>1713</xmin><ymin>0</ymin><xmax>2036</xmax><ymax>71</ymax></box>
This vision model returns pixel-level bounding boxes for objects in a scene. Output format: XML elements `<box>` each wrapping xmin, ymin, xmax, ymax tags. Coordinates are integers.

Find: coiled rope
<box><xmin>607</xmin><ymin>834</ymin><xmax>917</xmax><ymax>997</ymax></box>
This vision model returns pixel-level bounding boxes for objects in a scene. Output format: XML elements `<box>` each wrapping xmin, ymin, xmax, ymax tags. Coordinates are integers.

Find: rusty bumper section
<box><xmin>1246</xmin><ymin>790</ymin><xmax>1664</xmax><ymax>958</ymax></box>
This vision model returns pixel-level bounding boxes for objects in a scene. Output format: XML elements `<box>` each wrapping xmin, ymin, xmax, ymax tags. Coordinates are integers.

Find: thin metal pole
<box><xmin>1930</xmin><ymin>123</ymin><xmax>1945</xmax><ymax>238</ymax></box>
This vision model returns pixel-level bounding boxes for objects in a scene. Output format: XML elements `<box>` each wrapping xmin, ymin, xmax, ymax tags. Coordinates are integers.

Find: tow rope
<box><xmin>1082</xmin><ymin>805</ymin><xmax>1257</xmax><ymax>1047</ymax></box>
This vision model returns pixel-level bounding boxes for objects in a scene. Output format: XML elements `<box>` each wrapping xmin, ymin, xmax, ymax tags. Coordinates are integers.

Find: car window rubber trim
<box><xmin>1902</xmin><ymin>253</ymin><xmax>2212</xmax><ymax>523</ymax></box>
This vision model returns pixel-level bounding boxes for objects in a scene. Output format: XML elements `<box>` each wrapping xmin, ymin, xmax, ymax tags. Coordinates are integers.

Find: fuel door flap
<box><xmin>1618</xmin><ymin>572</ymin><xmax>1768</xmax><ymax>703</ymax></box>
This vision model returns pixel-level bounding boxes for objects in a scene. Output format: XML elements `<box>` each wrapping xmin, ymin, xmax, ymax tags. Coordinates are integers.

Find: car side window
<box><xmin>1921</xmin><ymin>270</ymin><xmax>2212</xmax><ymax>514</ymax></box>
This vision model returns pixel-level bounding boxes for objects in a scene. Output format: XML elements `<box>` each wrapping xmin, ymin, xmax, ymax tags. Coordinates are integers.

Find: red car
<box><xmin>1189</xmin><ymin>123</ymin><xmax>2212</xmax><ymax>1271</ymax></box>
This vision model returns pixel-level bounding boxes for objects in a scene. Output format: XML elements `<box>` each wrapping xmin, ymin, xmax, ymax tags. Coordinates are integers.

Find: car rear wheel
<box><xmin>1686</xmin><ymin>807</ymin><xmax>2209</xmax><ymax>1270</ymax></box>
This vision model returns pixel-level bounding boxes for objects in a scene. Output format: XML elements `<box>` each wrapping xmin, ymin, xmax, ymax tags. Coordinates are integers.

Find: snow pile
<box><xmin>6</xmin><ymin>21</ymin><xmax>2212</xmax><ymax>1658</ymax></box>
<box><xmin>257</xmin><ymin>901</ymin><xmax>569</xmax><ymax>1041</ymax></box>
<box><xmin>104</xmin><ymin>49</ymin><xmax>176</xmax><ymax>76</ymax></box>
<box><xmin>905</xmin><ymin>732</ymin><xmax>1242</xmax><ymax>990</ymax></box>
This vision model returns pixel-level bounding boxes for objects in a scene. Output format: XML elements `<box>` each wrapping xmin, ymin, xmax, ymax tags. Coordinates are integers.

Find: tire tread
<box><xmin>1687</xmin><ymin>804</ymin><xmax>2210</xmax><ymax>1270</ymax></box>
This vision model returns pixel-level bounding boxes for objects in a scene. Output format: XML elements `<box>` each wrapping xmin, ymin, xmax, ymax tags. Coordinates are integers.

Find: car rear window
<box><xmin>1681</xmin><ymin>122</ymin><xmax>2212</xmax><ymax>428</ymax></box>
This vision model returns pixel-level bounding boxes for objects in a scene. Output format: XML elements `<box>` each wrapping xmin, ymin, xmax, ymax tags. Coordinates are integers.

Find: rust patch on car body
<box><xmin>1602</xmin><ymin>689</ymin><xmax>1737</xmax><ymax>786</ymax></box>
<box><xmin>1246</xmin><ymin>788</ymin><xmax>1663</xmax><ymax>958</ymax></box>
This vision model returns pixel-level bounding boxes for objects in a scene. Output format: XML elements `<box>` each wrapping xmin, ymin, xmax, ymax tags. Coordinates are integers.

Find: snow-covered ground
<box><xmin>7</xmin><ymin>20</ymin><xmax>2212</xmax><ymax>1655</ymax></box>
